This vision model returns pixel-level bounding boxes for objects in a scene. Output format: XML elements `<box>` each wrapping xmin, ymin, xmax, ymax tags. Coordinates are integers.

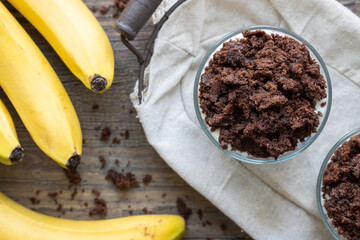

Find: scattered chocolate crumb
<box><xmin>106</xmin><ymin>169</ymin><xmax>139</xmax><ymax>190</ymax></box>
<box><xmin>56</xmin><ymin>204</ymin><xmax>63</xmax><ymax>212</ymax></box>
<box><xmin>48</xmin><ymin>192</ymin><xmax>58</xmax><ymax>199</ymax></box>
<box><xmin>82</xmin><ymin>139</ymin><xmax>86</xmax><ymax>144</ymax></box>
<box><xmin>59</xmin><ymin>190</ymin><xmax>63</xmax><ymax>194</ymax></box>
<box><xmin>64</xmin><ymin>168</ymin><xmax>81</xmax><ymax>184</ymax></box>
<box><xmin>112</xmin><ymin>137</ymin><xmax>121</xmax><ymax>144</ymax></box>
<box><xmin>202</xmin><ymin>222</ymin><xmax>206</xmax><ymax>227</ymax></box>
<box><xmin>220</xmin><ymin>223</ymin><xmax>227</xmax><ymax>231</ymax></box>
<box><xmin>71</xmin><ymin>187</ymin><xmax>78</xmax><ymax>200</ymax></box>
<box><xmin>129</xmin><ymin>109</ymin><xmax>134</xmax><ymax>114</ymax></box>
<box><xmin>162</xmin><ymin>193</ymin><xmax>167</xmax><ymax>198</ymax></box>
<box><xmin>126</xmin><ymin>160</ymin><xmax>131</xmax><ymax>167</ymax></box>
<box><xmin>89</xmin><ymin>198</ymin><xmax>107</xmax><ymax>216</ymax></box>
<box><xmin>149</xmin><ymin>211</ymin><xmax>152</xmax><ymax>214</ymax></box>
<box><xmin>129</xmin><ymin>210</ymin><xmax>133</xmax><ymax>215</ymax></box>
<box><xmin>62</xmin><ymin>210</ymin><xmax>66</xmax><ymax>215</ymax></box>
<box><xmin>142</xmin><ymin>207</ymin><xmax>148</xmax><ymax>214</ymax></box>
<box><xmin>128</xmin><ymin>205</ymin><xmax>131</xmax><ymax>208</ymax></box>
<box><xmin>321</xmin><ymin>102</ymin><xmax>326</xmax><ymax>108</ymax></box>
<box><xmin>68</xmin><ymin>185</ymin><xmax>72</xmax><ymax>190</ymax></box>
<box><xmin>69</xmin><ymin>207</ymin><xmax>73</xmax><ymax>212</ymax></box>
<box><xmin>99</xmin><ymin>5</ymin><xmax>109</xmax><ymax>14</ymax></box>
<box><xmin>114</xmin><ymin>0</ymin><xmax>129</xmax><ymax>11</ymax></box>
<box><xmin>81</xmin><ymin>189</ymin><xmax>85</xmax><ymax>193</ymax></box>
<box><xmin>206</xmin><ymin>220</ymin><xmax>212</xmax><ymax>226</ymax></box>
<box><xmin>199</xmin><ymin>30</ymin><xmax>327</xmax><ymax>159</ymax></box>
<box><xmin>92</xmin><ymin>104</ymin><xmax>99</xmax><ymax>110</ymax></box>
<box><xmin>29</xmin><ymin>197</ymin><xmax>40</xmax><ymax>205</ymax></box>
<box><xmin>322</xmin><ymin>134</ymin><xmax>360</xmax><ymax>240</ymax></box>
<box><xmin>206</xmin><ymin>238</ymin><xmax>211</xmax><ymax>240</ymax></box>
<box><xmin>84</xmin><ymin>202</ymin><xmax>89</xmax><ymax>207</ymax></box>
<box><xmin>115</xmin><ymin>159</ymin><xmax>120</xmax><ymax>167</ymax></box>
<box><xmin>197</xmin><ymin>209</ymin><xmax>203</xmax><ymax>220</ymax></box>
<box><xmin>142</xmin><ymin>174</ymin><xmax>152</xmax><ymax>184</ymax></box>
<box><xmin>92</xmin><ymin>189</ymin><xmax>101</xmax><ymax>197</ymax></box>
<box><xmin>91</xmin><ymin>6</ymin><xmax>97</xmax><ymax>12</ymax></box>
<box><xmin>99</xmin><ymin>156</ymin><xmax>106</xmax><ymax>169</ymax></box>
<box><xmin>112</xmin><ymin>11</ymin><xmax>119</xmax><ymax>18</ymax></box>
<box><xmin>100</xmin><ymin>127</ymin><xmax>111</xmax><ymax>141</ymax></box>
<box><xmin>176</xmin><ymin>198</ymin><xmax>192</xmax><ymax>221</ymax></box>
<box><xmin>120</xmin><ymin>130</ymin><xmax>130</xmax><ymax>140</ymax></box>
<box><xmin>94</xmin><ymin>125</ymin><xmax>101</xmax><ymax>131</ymax></box>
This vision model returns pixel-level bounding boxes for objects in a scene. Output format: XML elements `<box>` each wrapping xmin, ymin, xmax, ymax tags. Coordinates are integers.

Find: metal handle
<box><xmin>115</xmin><ymin>0</ymin><xmax>187</xmax><ymax>104</ymax></box>
<box><xmin>115</xmin><ymin>0</ymin><xmax>163</xmax><ymax>40</ymax></box>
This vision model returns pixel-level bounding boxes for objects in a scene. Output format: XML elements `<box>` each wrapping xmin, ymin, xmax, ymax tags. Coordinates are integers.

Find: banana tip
<box><xmin>91</xmin><ymin>75</ymin><xmax>107</xmax><ymax>92</ymax></box>
<box><xmin>66</xmin><ymin>153</ymin><xmax>81</xmax><ymax>169</ymax></box>
<box><xmin>10</xmin><ymin>146</ymin><xmax>24</xmax><ymax>163</ymax></box>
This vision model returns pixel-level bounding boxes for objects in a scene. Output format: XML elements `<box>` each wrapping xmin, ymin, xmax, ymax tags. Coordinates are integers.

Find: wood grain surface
<box><xmin>0</xmin><ymin>1</ymin><xmax>358</xmax><ymax>239</ymax></box>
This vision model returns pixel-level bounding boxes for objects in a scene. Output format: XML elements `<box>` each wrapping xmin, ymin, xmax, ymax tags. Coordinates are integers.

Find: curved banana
<box><xmin>8</xmin><ymin>0</ymin><xmax>114</xmax><ymax>93</ymax></box>
<box><xmin>0</xmin><ymin>192</ymin><xmax>186</xmax><ymax>240</ymax></box>
<box><xmin>0</xmin><ymin>99</ymin><xmax>24</xmax><ymax>165</ymax></box>
<box><xmin>0</xmin><ymin>2</ymin><xmax>82</xmax><ymax>169</ymax></box>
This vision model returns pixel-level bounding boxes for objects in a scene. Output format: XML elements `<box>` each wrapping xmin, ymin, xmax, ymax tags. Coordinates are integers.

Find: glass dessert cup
<box><xmin>316</xmin><ymin>128</ymin><xmax>360</xmax><ymax>240</ymax></box>
<box><xmin>193</xmin><ymin>25</ymin><xmax>332</xmax><ymax>164</ymax></box>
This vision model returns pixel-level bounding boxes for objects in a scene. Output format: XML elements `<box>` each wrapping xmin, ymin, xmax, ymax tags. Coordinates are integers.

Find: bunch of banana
<box><xmin>0</xmin><ymin>2</ymin><xmax>82</xmax><ymax>169</ymax></box>
<box><xmin>8</xmin><ymin>0</ymin><xmax>115</xmax><ymax>93</ymax></box>
<box><xmin>0</xmin><ymin>99</ymin><xmax>24</xmax><ymax>166</ymax></box>
<box><xmin>0</xmin><ymin>192</ymin><xmax>186</xmax><ymax>239</ymax></box>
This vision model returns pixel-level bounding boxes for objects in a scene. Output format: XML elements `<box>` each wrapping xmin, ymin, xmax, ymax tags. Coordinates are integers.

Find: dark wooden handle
<box><xmin>115</xmin><ymin>0</ymin><xmax>163</xmax><ymax>40</ymax></box>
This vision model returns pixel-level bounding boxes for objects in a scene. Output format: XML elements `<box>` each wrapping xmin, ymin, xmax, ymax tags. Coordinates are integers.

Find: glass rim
<box><xmin>316</xmin><ymin>128</ymin><xmax>360</xmax><ymax>240</ymax></box>
<box><xmin>193</xmin><ymin>25</ymin><xmax>332</xmax><ymax>165</ymax></box>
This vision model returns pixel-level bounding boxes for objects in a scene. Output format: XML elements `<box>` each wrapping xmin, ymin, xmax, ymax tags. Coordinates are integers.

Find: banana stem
<box><xmin>66</xmin><ymin>153</ymin><xmax>81</xmax><ymax>169</ymax></box>
<box><xmin>9</xmin><ymin>146</ymin><xmax>24</xmax><ymax>163</ymax></box>
<box><xmin>90</xmin><ymin>75</ymin><xmax>107</xmax><ymax>92</ymax></box>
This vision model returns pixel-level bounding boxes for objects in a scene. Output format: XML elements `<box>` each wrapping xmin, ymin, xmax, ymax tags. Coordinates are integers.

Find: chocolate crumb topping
<box><xmin>29</xmin><ymin>197</ymin><xmax>40</xmax><ymax>205</ymax></box>
<box><xmin>64</xmin><ymin>168</ymin><xmax>81</xmax><ymax>184</ymax></box>
<box><xmin>99</xmin><ymin>6</ymin><xmax>109</xmax><ymax>14</ymax></box>
<box><xmin>89</xmin><ymin>198</ymin><xmax>107</xmax><ymax>216</ymax></box>
<box><xmin>92</xmin><ymin>189</ymin><xmax>101</xmax><ymax>197</ymax></box>
<box><xmin>322</xmin><ymin>134</ymin><xmax>360</xmax><ymax>240</ymax></box>
<box><xmin>176</xmin><ymin>198</ymin><xmax>192</xmax><ymax>221</ymax></box>
<box><xmin>112</xmin><ymin>137</ymin><xmax>121</xmax><ymax>144</ymax></box>
<box><xmin>106</xmin><ymin>169</ymin><xmax>139</xmax><ymax>190</ymax></box>
<box><xmin>199</xmin><ymin>30</ymin><xmax>327</xmax><ymax>159</ymax></box>
<box><xmin>142</xmin><ymin>174</ymin><xmax>152</xmax><ymax>185</ymax></box>
<box><xmin>99</xmin><ymin>156</ymin><xmax>106</xmax><ymax>169</ymax></box>
<box><xmin>114</xmin><ymin>0</ymin><xmax>129</xmax><ymax>11</ymax></box>
<box><xmin>100</xmin><ymin>127</ymin><xmax>111</xmax><ymax>141</ymax></box>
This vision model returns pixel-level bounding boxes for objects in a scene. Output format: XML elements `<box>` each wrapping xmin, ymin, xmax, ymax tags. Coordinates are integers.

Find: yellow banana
<box><xmin>0</xmin><ymin>2</ymin><xmax>82</xmax><ymax>169</ymax></box>
<box><xmin>0</xmin><ymin>192</ymin><xmax>186</xmax><ymax>240</ymax></box>
<box><xmin>0</xmin><ymin>99</ymin><xmax>24</xmax><ymax>165</ymax></box>
<box><xmin>8</xmin><ymin>0</ymin><xmax>114</xmax><ymax>93</ymax></box>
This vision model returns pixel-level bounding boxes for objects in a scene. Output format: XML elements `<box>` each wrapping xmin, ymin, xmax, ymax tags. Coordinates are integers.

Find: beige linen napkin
<box><xmin>130</xmin><ymin>0</ymin><xmax>360</xmax><ymax>239</ymax></box>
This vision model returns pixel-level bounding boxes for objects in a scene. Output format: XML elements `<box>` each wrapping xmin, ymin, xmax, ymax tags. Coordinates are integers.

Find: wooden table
<box><xmin>0</xmin><ymin>0</ymin><xmax>358</xmax><ymax>239</ymax></box>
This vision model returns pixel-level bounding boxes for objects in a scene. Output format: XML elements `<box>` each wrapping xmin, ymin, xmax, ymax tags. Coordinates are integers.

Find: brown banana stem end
<box><xmin>9</xmin><ymin>146</ymin><xmax>24</xmax><ymax>163</ymax></box>
<box><xmin>66</xmin><ymin>153</ymin><xmax>81</xmax><ymax>169</ymax></box>
<box><xmin>90</xmin><ymin>75</ymin><xmax>107</xmax><ymax>92</ymax></box>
